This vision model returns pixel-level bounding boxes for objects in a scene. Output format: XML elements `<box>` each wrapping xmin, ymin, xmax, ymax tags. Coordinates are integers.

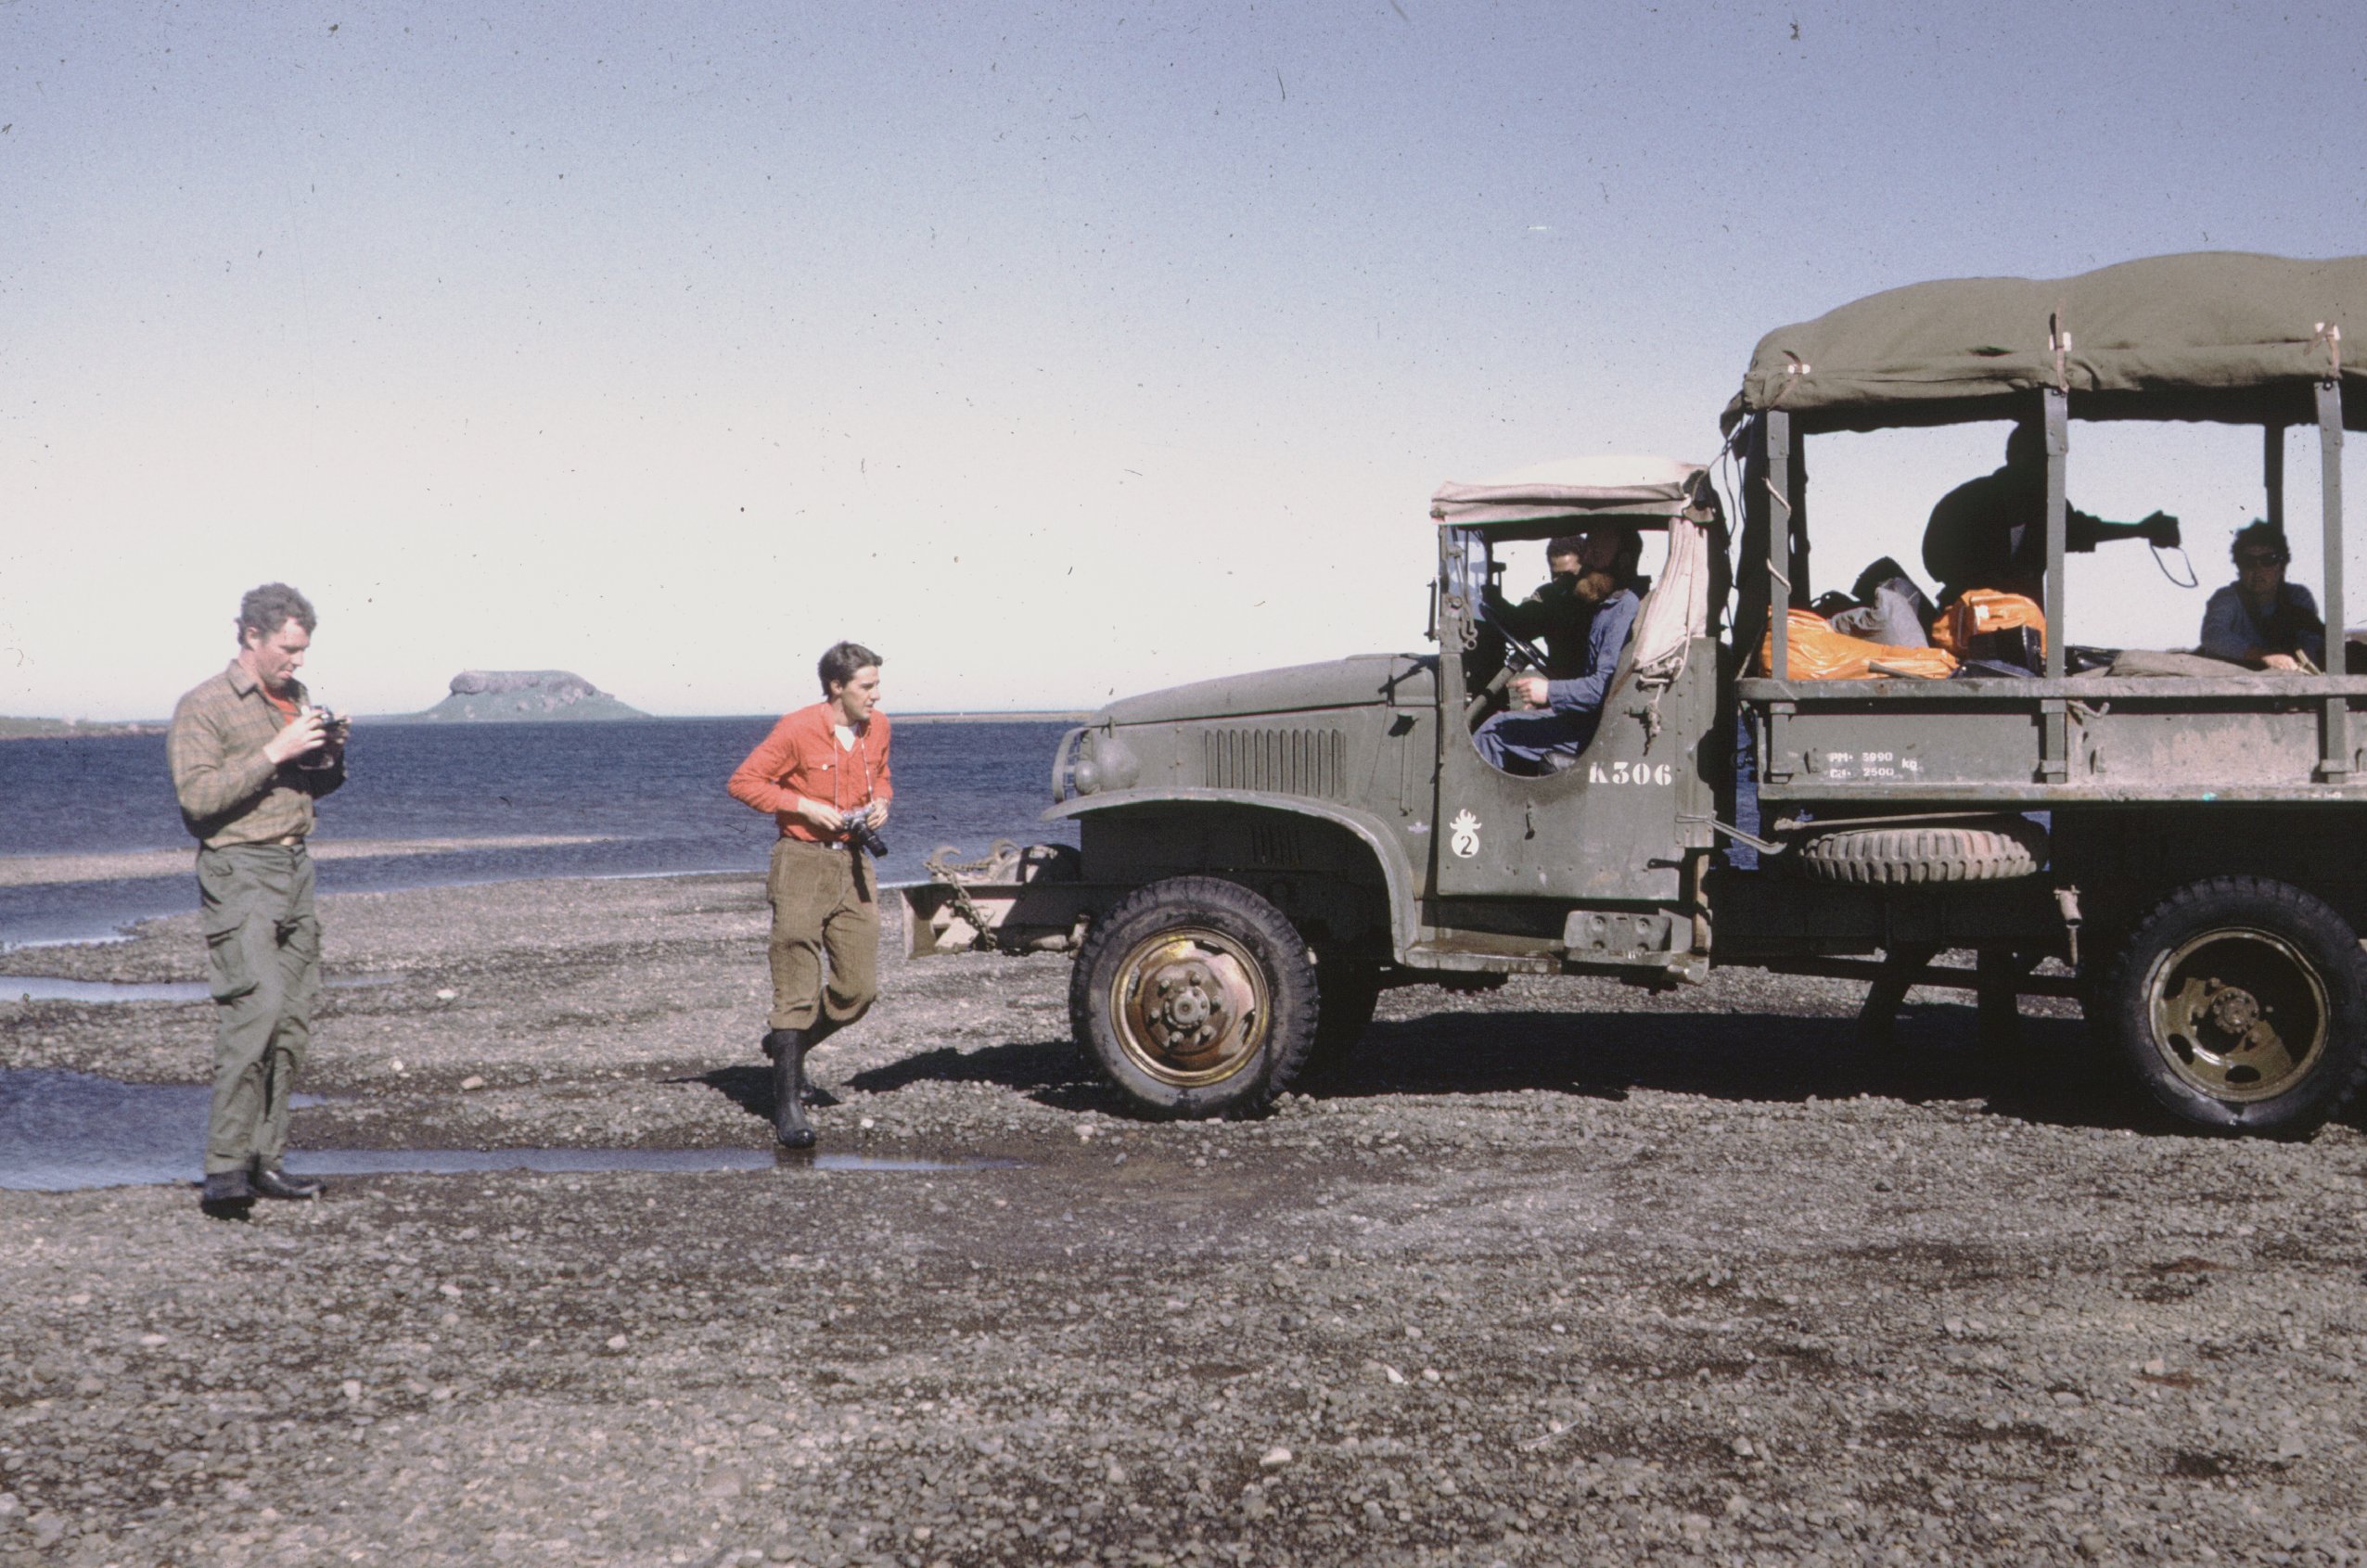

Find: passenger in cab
<box><xmin>1474</xmin><ymin>525</ymin><xmax>1643</xmax><ymax>773</ymax></box>
<box><xmin>2199</xmin><ymin>520</ymin><xmax>2324</xmax><ymax>671</ymax></box>
<box><xmin>1485</xmin><ymin>533</ymin><xmax>1596</xmax><ymax>678</ymax></box>
<box><xmin>1922</xmin><ymin>422</ymin><xmax>2180</xmax><ymax>606</ymax></box>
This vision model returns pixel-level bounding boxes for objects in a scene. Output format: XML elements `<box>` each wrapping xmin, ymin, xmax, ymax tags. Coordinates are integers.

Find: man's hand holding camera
<box><xmin>792</xmin><ymin>796</ymin><xmax>887</xmax><ymax>833</ymax></box>
<box><xmin>792</xmin><ymin>796</ymin><xmax>889</xmax><ymax>856</ymax></box>
<box><xmin>262</xmin><ymin>706</ymin><xmax>348</xmax><ymax>769</ymax></box>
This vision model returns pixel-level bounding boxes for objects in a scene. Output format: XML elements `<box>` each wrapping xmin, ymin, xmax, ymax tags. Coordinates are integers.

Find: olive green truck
<box><xmin>907</xmin><ymin>252</ymin><xmax>2367</xmax><ymax>1139</ymax></box>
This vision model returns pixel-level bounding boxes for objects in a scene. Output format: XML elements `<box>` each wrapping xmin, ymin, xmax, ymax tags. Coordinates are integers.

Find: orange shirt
<box><xmin>727</xmin><ymin>702</ymin><xmax>893</xmax><ymax>844</ymax></box>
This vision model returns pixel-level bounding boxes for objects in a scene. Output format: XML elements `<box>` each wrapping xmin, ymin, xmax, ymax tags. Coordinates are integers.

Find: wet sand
<box><xmin>2</xmin><ymin>872</ymin><xmax>2363</xmax><ymax>1565</ymax></box>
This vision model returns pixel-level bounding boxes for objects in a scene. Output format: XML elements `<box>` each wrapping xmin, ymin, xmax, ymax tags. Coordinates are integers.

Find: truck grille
<box><xmin>1201</xmin><ymin>728</ymin><xmax>1347</xmax><ymax>799</ymax></box>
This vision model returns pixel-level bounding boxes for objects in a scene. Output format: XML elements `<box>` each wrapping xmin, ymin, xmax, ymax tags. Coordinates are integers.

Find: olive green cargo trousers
<box><xmin>197</xmin><ymin>843</ymin><xmax>320</xmax><ymax>1177</ymax></box>
<box><xmin>765</xmin><ymin>837</ymin><xmax>878</xmax><ymax>1035</ymax></box>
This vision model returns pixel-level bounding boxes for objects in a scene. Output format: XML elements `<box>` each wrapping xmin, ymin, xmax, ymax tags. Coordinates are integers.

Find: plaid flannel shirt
<box><xmin>168</xmin><ymin>661</ymin><xmax>344</xmax><ymax>847</ymax></box>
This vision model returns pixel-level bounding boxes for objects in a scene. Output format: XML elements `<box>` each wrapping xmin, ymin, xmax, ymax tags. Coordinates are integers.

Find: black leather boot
<box><xmin>251</xmin><ymin>1165</ymin><xmax>325</xmax><ymax>1200</ymax></box>
<box><xmin>766</xmin><ymin>1028</ymin><xmax>813</xmax><ymax>1147</ymax></box>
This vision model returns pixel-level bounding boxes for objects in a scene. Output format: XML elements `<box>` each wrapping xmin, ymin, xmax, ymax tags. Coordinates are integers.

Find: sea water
<box><xmin>0</xmin><ymin>718</ymin><xmax>1079</xmax><ymax>947</ymax></box>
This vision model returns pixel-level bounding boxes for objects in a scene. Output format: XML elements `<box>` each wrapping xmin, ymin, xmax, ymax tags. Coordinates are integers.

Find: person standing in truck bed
<box><xmin>1922</xmin><ymin>421</ymin><xmax>2180</xmax><ymax>607</ymax></box>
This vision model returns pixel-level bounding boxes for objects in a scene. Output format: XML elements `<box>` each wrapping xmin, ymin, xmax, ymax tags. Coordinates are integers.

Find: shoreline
<box><xmin>0</xmin><ymin>834</ymin><xmax>623</xmax><ymax>889</ymax></box>
<box><xmin>1</xmin><ymin>708</ymin><xmax>1091</xmax><ymax>739</ymax></box>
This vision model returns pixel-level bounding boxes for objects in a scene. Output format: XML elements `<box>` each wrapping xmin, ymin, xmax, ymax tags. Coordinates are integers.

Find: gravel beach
<box><xmin>3</xmin><ymin>870</ymin><xmax>2364</xmax><ymax>1566</ymax></box>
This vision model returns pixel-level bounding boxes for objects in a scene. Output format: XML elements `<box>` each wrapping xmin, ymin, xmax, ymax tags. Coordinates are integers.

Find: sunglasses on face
<box><xmin>2237</xmin><ymin>553</ymin><xmax>2287</xmax><ymax>567</ymax></box>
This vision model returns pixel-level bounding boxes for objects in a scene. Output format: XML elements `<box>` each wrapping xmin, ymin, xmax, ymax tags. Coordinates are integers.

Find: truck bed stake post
<box><xmin>1766</xmin><ymin>411</ymin><xmax>1792</xmax><ymax>683</ymax></box>
<box><xmin>2040</xmin><ymin>388</ymin><xmax>2071</xmax><ymax>779</ymax></box>
<box><xmin>2265</xmin><ymin>420</ymin><xmax>2285</xmax><ymax>533</ymax></box>
<box><xmin>2316</xmin><ymin>378</ymin><xmax>2348</xmax><ymax>779</ymax></box>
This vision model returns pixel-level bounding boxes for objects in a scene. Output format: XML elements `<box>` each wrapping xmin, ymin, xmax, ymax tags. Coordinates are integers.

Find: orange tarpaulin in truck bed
<box><xmin>1754</xmin><ymin>609</ymin><xmax>1959</xmax><ymax>680</ymax></box>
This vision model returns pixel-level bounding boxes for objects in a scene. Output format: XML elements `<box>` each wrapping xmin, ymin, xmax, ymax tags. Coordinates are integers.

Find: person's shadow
<box><xmin>691</xmin><ymin>1065</ymin><xmax>846</xmax><ymax>1123</ymax></box>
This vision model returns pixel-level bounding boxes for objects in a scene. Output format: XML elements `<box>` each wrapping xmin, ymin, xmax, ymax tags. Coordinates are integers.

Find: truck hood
<box><xmin>1100</xmin><ymin>655</ymin><xmax>1435</xmax><ymax>726</ymax></box>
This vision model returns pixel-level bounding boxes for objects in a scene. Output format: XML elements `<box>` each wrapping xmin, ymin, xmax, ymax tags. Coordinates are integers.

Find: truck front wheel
<box><xmin>1069</xmin><ymin>877</ymin><xmax>1320</xmax><ymax>1119</ymax></box>
<box><xmin>2097</xmin><ymin>876</ymin><xmax>2367</xmax><ymax>1136</ymax></box>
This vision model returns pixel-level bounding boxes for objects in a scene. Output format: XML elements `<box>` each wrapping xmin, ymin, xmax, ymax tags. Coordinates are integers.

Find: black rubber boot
<box><xmin>198</xmin><ymin>1169</ymin><xmax>254</xmax><ymax>1218</ymax></box>
<box><xmin>766</xmin><ymin>1029</ymin><xmax>813</xmax><ymax>1148</ymax></box>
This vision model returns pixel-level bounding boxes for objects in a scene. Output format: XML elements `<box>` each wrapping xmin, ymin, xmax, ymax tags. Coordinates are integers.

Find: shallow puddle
<box><xmin>3</xmin><ymin>974</ymin><xmax>397</xmax><ymax>1005</ymax></box>
<box><xmin>0</xmin><ymin>1069</ymin><xmax>1013</xmax><ymax>1191</ymax></box>
<box><xmin>292</xmin><ymin>1148</ymin><xmax>1013</xmax><ymax>1177</ymax></box>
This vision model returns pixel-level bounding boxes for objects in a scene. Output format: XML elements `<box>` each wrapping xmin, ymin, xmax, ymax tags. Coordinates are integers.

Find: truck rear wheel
<box><xmin>2097</xmin><ymin>876</ymin><xmax>2367</xmax><ymax>1136</ymax></box>
<box><xmin>1069</xmin><ymin>877</ymin><xmax>1320</xmax><ymax>1119</ymax></box>
<box><xmin>1794</xmin><ymin>817</ymin><xmax>2045</xmax><ymax>885</ymax></box>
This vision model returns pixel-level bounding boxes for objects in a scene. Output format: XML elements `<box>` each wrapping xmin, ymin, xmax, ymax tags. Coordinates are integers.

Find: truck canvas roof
<box><xmin>1431</xmin><ymin>455</ymin><xmax>1708</xmax><ymax>529</ymax></box>
<box><xmin>1723</xmin><ymin>250</ymin><xmax>2367</xmax><ymax>434</ymax></box>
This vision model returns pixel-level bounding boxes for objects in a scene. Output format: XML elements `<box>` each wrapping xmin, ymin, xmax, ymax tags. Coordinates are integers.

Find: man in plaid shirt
<box><xmin>168</xmin><ymin>583</ymin><xmax>347</xmax><ymax>1216</ymax></box>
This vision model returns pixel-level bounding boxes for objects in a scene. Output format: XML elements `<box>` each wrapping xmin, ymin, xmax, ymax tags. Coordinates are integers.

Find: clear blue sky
<box><xmin>6</xmin><ymin>1</ymin><xmax>2362</xmax><ymax>718</ymax></box>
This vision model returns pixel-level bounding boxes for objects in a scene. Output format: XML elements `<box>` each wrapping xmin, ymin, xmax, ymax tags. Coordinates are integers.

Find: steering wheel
<box><xmin>1474</xmin><ymin>593</ymin><xmax>1552</xmax><ymax>676</ymax></box>
<box><xmin>1465</xmin><ymin>596</ymin><xmax>1553</xmax><ymax>729</ymax></box>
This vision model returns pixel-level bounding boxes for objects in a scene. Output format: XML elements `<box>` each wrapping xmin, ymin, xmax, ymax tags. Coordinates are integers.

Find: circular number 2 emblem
<box><xmin>1449</xmin><ymin>809</ymin><xmax>1482</xmax><ymax>859</ymax></box>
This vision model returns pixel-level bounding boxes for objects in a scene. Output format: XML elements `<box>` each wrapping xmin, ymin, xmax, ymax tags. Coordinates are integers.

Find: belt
<box><xmin>207</xmin><ymin>834</ymin><xmax>307</xmax><ymax>849</ymax></box>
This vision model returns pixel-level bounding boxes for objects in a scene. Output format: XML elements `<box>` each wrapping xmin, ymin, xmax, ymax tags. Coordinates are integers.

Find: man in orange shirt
<box><xmin>727</xmin><ymin>641</ymin><xmax>892</xmax><ymax>1147</ymax></box>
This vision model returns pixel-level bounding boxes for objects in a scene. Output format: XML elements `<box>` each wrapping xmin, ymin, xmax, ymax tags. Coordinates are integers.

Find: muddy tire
<box><xmin>2096</xmin><ymin>877</ymin><xmax>2367</xmax><ymax>1136</ymax></box>
<box><xmin>1069</xmin><ymin>877</ymin><xmax>1320</xmax><ymax>1119</ymax></box>
<box><xmin>1795</xmin><ymin>818</ymin><xmax>2045</xmax><ymax>886</ymax></box>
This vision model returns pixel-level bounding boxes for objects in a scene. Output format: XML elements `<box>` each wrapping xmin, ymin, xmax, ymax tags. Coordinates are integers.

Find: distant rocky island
<box><xmin>369</xmin><ymin>670</ymin><xmax>649</xmax><ymax>724</ymax></box>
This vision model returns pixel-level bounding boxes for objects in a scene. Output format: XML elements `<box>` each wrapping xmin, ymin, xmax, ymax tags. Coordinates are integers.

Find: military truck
<box><xmin>909</xmin><ymin>251</ymin><xmax>2367</xmax><ymax>1138</ymax></box>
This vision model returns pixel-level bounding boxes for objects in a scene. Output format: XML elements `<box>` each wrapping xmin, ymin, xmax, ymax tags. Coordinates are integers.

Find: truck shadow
<box><xmin>1314</xmin><ymin>1005</ymin><xmax>2143</xmax><ymax>1132</ymax></box>
<box><xmin>822</xmin><ymin>1005</ymin><xmax>2160</xmax><ymax>1134</ymax></box>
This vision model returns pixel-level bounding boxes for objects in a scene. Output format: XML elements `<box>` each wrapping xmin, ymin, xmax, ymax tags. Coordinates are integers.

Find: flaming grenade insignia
<box><xmin>1449</xmin><ymin>809</ymin><xmax>1482</xmax><ymax>860</ymax></box>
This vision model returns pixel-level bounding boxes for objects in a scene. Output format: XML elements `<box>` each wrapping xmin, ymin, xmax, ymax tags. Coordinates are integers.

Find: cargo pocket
<box><xmin>202</xmin><ymin>904</ymin><xmax>263</xmax><ymax>1003</ymax></box>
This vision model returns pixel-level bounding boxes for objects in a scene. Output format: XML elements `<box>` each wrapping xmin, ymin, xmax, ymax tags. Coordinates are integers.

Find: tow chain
<box><xmin>923</xmin><ymin>841</ymin><xmax>1021</xmax><ymax>953</ymax></box>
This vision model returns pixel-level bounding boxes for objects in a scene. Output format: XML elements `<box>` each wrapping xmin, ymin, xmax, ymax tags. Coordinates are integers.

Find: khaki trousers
<box><xmin>765</xmin><ymin>837</ymin><xmax>878</xmax><ymax>1035</ymax></box>
<box><xmin>197</xmin><ymin>843</ymin><xmax>319</xmax><ymax>1176</ymax></box>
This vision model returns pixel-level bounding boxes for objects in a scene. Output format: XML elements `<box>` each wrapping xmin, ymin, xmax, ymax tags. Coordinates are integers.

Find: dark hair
<box><xmin>1545</xmin><ymin>534</ymin><xmax>1588</xmax><ymax>563</ymax></box>
<box><xmin>2232</xmin><ymin>518</ymin><xmax>2290</xmax><ymax>565</ymax></box>
<box><xmin>817</xmin><ymin>641</ymin><xmax>882</xmax><ymax>695</ymax></box>
<box><xmin>237</xmin><ymin>582</ymin><xmax>316</xmax><ymax>646</ymax></box>
<box><xmin>1605</xmin><ymin>523</ymin><xmax>1644</xmax><ymax>581</ymax></box>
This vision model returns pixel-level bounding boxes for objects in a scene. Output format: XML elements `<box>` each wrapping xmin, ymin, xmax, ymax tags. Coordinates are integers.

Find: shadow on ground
<box><xmin>1314</xmin><ymin>1003</ymin><xmax>2141</xmax><ymax>1131</ymax></box>
<box><xmin>749</xmin><ymin>1001</ymin><xmax>2160</xmax><ymax>1135</ymax></box>
<box><xmin>688</xmin><ymin>1064</ymin><xmax>845</xmax><ymax>1123</ymax></box>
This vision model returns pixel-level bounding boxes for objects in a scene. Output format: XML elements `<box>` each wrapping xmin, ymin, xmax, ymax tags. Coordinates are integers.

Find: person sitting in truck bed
<box><xmin>1922</xmin><ymin>422</ymin><xmax>2181</xmax><ymax>607</ymax></box>
<box><xmin>1473</xmin><ymin>524</ymin><xmax>1643</xmax><ymax>774</ymax></box>
<box><xmin>2199</xmin><ymin>519</ymin><xmax>2325</xmax><ymax>670</ymax></box>
<box><xmin>1485</xmin><ymin>533</ymin><xmax>1598</xmax><ymax>678</ymax></box>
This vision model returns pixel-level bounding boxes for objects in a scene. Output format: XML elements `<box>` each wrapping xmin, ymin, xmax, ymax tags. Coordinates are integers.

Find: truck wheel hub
<box><xmin>2150</xmin><ymin>928</ymin><xmax>2329</xmax><ymax>1102</ymax></box>
<box><xmin>2204</xmin><ymin>984</ymin><xmax>2261</xmax><ymax>1036</ymax></box>
<box><xmin>1112</xmin><ymin>931</ymin><xmax>1270</xmax><ymax>1087</ymax></box>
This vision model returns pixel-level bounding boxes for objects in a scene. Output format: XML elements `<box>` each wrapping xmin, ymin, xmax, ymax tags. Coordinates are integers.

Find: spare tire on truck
<box><xmin>1069</xmin><ymin>876</ymin><xmax>1321</xmax><ymax>1119</ymax></box>
<box><xmin>1794</xmin><ymin>816</ymin><xmax>2046</xmax><ymax>886</ymax></box>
